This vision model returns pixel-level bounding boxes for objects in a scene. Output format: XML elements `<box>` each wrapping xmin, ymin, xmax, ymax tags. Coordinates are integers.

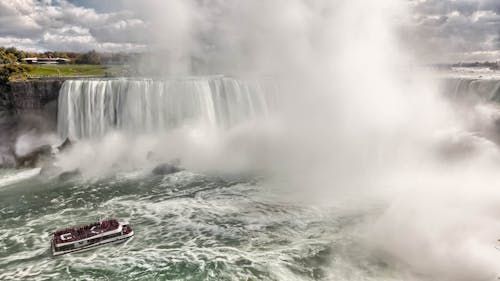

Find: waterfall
<box><xmin>442</xmin><ymin>78</ymin><xmax>500</xmax><ymax>103</ymax></box>
<box><xmin>57</xmin><ymin>77</ymin><xmax>276</xmax><ymax>139</ymax></box>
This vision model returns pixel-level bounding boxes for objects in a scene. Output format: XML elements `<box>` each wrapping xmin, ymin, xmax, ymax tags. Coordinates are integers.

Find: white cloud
<box><xmin>0</xmin><ymin>0</ymin><xmax>148</xmax><ymax>52</ymax></box>
<box><xmin>0</xmin><ymin>36</ymin><xmax>39</xmax><ymax>52</ymax></box>
<box><xmin>408</xmin><ymin>0</ymin><xmax>500</xmax><ymax>62</ymax></box>
<box><xmin>0</xmin><ymin>0</ymin><xmax>498</xmax><ymax>62</ymax></box>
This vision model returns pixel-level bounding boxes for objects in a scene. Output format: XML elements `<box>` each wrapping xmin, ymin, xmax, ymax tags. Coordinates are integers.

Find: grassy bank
<box><xmin>26</xmin><ymin>64</ymin><xmax>127</xmax><ymax>78</ymax></box>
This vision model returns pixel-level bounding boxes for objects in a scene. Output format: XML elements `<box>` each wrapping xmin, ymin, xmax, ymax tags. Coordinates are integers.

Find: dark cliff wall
<box><xmin>0</xmin><ymin>79</ymin><xmax>64</xmax><ymax>128</ymax></box>
<box><xmin>0</xmin><ymin>80</ymin><xmax>64</xmax><ymax>159</ymax></box>
<box><xmin>9</xmin><ymin>79</ymin><xmax>63</xmax><ymax>110</ymax></box>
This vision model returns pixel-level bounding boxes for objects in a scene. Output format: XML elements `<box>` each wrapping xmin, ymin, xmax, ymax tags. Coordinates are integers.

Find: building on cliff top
<box><xmin>21</xmin><ymin>57</ymin><xmax>70</xmax><ymax>64</ymax></box>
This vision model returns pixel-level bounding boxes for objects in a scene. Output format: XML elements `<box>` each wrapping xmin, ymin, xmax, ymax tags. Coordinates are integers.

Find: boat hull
<box><xmin>52</xmin><ymin>231</ymin><xmax>134</xmax><ymax>256</ymax></box>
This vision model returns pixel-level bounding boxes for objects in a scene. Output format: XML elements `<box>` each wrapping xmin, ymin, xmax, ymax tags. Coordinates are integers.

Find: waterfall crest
<box><xmin>442</xmin><ymin>78</ymin><xmax>500</xmax><ymax>103</ymax></box>
<box><xmin>57</xmin><ymin>77</ymin><xmax>276</xmax><ymax>139</ymax></box>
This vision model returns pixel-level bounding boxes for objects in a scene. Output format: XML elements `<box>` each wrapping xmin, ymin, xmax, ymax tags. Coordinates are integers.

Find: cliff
<box><xmin>8</xmin><ymin>79</ymin><xmax>63</xmax><ymax>110</ymax></box>
<box><xmin>0</xmin><ymin>79</ymin><xmax>65</xmax><ymax>167</ymax></box>
<box><xmin>0</xmin><ymin>78</ymin><xmax>64</xmax><ymax>126</ymax></box>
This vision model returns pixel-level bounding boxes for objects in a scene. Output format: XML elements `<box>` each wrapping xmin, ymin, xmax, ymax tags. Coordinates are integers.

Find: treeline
<box><xmin>0</xmin><ymin>46</ymin><xmax>135</xmax><ymax>65</ymax></box>
<box><xmin>433</xmin><ymin>61</ymin><xmax>500</xmax><ymax>70</ymax></box>
<box><xmin>452</xmin><ymin>61</ymin><xmax>499</xmax><ymax>69</ymax></box>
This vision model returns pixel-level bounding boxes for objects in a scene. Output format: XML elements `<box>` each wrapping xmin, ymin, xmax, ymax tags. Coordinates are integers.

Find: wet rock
<box><xmin>0</xmin><ymin>154</ymin><xmax>15</xmax><ymax>168</ymax></box>
<box><xmin>39</xmin><ymin>164</ymin><xmax>60</xmax><ymax>176</ymax></box>
<box><xmin>58</xmin><ymin>169</ymin><xmax>81</xmax><ymax>181</ymax></box>
<box><xmin>152</xmin><ymin>162</ymin><xmax>182</xmax><ymax>175</ymax></box>
<box><xmin>57</xmin><ymin>137</ymin><xmax>72</xmax><ymax>152</ymax></box>
<box><xmin>13</xmin><ymin>144</ymin><xmax>52</xmax><ymax>168</ymax></box>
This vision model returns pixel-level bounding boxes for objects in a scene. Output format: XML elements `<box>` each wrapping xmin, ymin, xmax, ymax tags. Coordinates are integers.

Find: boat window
<box><xmin>102</xmin><ymin>232</ymin><xmax>122</xmax><ymax>240</ymax></box>
<box><xmin>57</xmin><ymin>244</ymin><xmax>75</xmax><ymax>251</ymax></box>
<box><xmin>89</xmin><ymin>237</ymin><xmax>101</xmax><ymax>243</ymax></box>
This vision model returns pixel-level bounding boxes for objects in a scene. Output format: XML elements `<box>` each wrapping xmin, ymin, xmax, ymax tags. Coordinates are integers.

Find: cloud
<box><xmin>408</xmin><ymin>0</ymin><xmax>500</xmax><ymax>62</ymax></box>
<box><xmin>0</xmin><ymin>0</ymin><xmax>42</xmax><ymax>38</ymax></box>
<box><xmin>0</xmin><ymin>0</ymin><xmax>497</xmax><ymax>62</ymax></box>
<box><xmin>0</xmin><ymin>36</ymin><xmax>39</xmax><ymax>52</ymax></box>
<box><xmin>90</xmin><ymin>17</ymin><xmax>149</xmax><ymax>44</ymax></box>
<box><xmin>0</xmin><ymin>0</ymin><xmax>148</xmax><ymax>52</ymax></box>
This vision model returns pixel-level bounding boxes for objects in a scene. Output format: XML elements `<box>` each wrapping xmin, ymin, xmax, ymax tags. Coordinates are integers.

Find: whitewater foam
<box><xmin>0</xmin><ymin>168</ymin><xmax>41</xmax><ymax>188</ymax></box>
<box><xmin>0</xmin><ymin>170</ymin><xmax>386</xmax><ymax>281</ymax></box>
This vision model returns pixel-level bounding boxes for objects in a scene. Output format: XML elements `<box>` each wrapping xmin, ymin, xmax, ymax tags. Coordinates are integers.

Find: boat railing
<box><xmin>53</xmin><ymin>219</ymin><xmax>120</xmax><ymax>244</ymax></box>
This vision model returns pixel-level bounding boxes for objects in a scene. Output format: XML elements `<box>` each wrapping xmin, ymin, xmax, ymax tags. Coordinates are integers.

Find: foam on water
<box><xmin>0</xmin><ymin>168</ymin><xmax>41</xmax><ymax>188</ymax></box>
<box><xmin>0</xmin><ymin>170</ymin><xmax>392</xmax><ymax>281</ymax></box>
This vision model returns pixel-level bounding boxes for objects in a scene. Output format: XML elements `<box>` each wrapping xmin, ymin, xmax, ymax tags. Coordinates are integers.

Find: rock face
<box><xmin>9</xmin><ymin>79</ymin><xmax>63</xmax><ymax>110</ymax></box>
<box><xmin>0</xmin><ymin>79</ymin><xmax>64</xmax><ymax>166</ymax></box>
<box><xmin>58</xmin><ymin>169</ymin><xmax>81</xmax><ymax>182</ymax></box>
<box><xmin>57</xmin><ymin>138</ymin><xmax>72</xmax><ymax>152</ymax></box>
<box><xmin>13</xmin><ymin>144</ymin><xmax>53</xmax><ymax>168</ymax></box>
<box><xmin>152</xmin><ymin>162</ymin><xmax>182</xmax><ymax>175</ymax></box>
<box><xmin>0</xmin><ymin>79</ymin><xmax>64</xmax><ymax>131</ymax></box>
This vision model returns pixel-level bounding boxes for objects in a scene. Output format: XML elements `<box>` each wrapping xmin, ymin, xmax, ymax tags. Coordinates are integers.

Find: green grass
<box><xmin>26</xmin><ymin>64</ymin><xmax>127</xmax><ymax>78</ymax></box>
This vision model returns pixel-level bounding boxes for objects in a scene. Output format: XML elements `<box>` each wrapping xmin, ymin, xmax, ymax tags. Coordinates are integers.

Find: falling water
<box><xmin>442</xmin><ymin>78</ymin><xmax>500</xmax><ymax>103</ymax></box>
<box><xmin>57</xmin><ymin>77</ymin><xmax>276</xmax><ymax>139</ymax></box>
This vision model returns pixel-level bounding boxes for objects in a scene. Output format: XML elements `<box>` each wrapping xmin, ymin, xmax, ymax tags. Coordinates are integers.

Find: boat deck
<box><xmin>53</xmin><ymin>219</ymin><xmax>120</xmax><ymax>244</ymax></box>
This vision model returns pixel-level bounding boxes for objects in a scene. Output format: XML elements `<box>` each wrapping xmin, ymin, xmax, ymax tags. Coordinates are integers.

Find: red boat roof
<box><xmin>53</xmin><ymin>219</ymin><xmax>120</xmax><ymax>244</ymax></box>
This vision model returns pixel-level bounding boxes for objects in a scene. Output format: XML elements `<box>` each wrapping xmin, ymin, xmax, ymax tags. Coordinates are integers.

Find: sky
<box><xmin>408</xmin><ymin>0</ymin><xmax>500</xmax><ymax>62</ymax></box>
<box><xmin>0</xmin><ymin>0</ymin><xmax>498</xmax><ymax>62</ymax></box>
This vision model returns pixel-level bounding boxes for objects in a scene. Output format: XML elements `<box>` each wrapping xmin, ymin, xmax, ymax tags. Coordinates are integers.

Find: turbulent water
<box><xmin>0</xmin><ymin>170</ymin><xmax>389</xmax><ymax>281</ymax></box>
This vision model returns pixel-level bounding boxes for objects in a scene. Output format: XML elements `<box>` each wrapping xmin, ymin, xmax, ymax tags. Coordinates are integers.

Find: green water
<box><xmin>0</xmin><ymin>170</ymin><xmax>391</xmax><ymax>280</ymax></box>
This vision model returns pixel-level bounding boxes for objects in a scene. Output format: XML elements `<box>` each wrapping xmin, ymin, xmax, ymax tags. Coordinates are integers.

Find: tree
<box><xmin>0</xmin><ymin>51</ymin><xmax>18</xmax><ymax>64</ymax></box>
<box><xmin>5</xmin><ymin>47</ymin><xmax>25</xmax><ymax>61</ymax></box>
<box><xmin>0</xmin><ymin>64</ymin><xmax>33</xmax><ymax>82</ymax></box>
<box><xmin>76</xmin><ymin>50</ymin><xmax>102</xmax><ymax>64</ymax></box>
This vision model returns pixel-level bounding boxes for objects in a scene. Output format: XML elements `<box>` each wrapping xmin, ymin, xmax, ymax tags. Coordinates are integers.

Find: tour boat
<box><xmin>51</xmin><ymin>219</ymin><xmax>134</xmax><ymax>256</ymax></box>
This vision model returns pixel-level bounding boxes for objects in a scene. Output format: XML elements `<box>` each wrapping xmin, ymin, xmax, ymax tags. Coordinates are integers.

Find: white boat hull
<box><xmin>52</xmin><ymin>231</ymin><xmax>134</xmax><ymax>256</ymax></box>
